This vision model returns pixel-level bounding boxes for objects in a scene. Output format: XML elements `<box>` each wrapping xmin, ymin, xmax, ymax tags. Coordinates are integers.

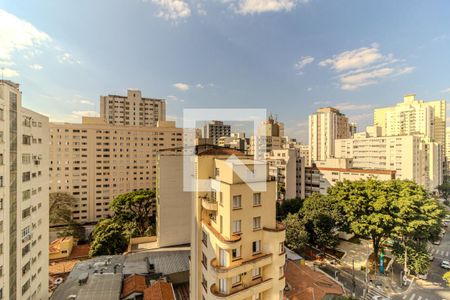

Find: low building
<box><xmin>285</xmin><ymin>260</ymin><xmax>344</xmax><ymax>300</ymax></box>
<box><xmin>49</xmin><ymin>236</ymin><xmax>74</xmax><ymax>260</ymax></box>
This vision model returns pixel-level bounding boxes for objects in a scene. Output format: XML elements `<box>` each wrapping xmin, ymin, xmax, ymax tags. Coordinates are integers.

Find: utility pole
<box><xmin>352</xmin><ymin>258</ymin><xmax>356</xmax><ymax>297</ymax></box>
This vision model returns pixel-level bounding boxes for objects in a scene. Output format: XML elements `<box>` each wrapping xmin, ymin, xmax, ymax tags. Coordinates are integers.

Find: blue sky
<box><xmin>1</xmin><ymin>0</ymin><xmax>450</xmax><ymax>142</ymax></box>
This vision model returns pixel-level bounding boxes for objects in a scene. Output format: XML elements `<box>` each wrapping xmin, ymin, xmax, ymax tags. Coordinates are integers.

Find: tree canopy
<box><xmin>283</xmin><ymin>213</ymin><xmax>309</xmax><ymax>250</ymax></box>
<box><xmin>89</xmin><ymin>218</ymin><xmax>128</xmax><ymax>256</ymax></box>
<box><xmin>49</xmin><ymin>192</ymin><xmax>77</xmax><ymax>225</ymax></box>
<box><xmin>276</xmin><ymin>197</ymin><xmax>303</xmax><ymax>220</ymax></box>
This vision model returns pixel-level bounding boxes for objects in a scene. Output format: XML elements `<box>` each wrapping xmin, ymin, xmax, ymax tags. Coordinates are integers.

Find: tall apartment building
<box><xmin>374</xmin><ymin>94</ymin><xmax>446</xmax><ymax>156</ymax></box>
<box><xmin>446</xmin><ymin>127</ymin><xmax>450</xmax><ymax>173</ymax></box>
<box><xmin>250</xmin><ymin>116</ymin><xmax>285</xmax><ymax>160</ymax></box>
<box><xmin>266</xmin><ymin>148</ymin><xmax>305</xmax><ymax>201</ymax></box>
<box><xmin>0</xmin><ymin>80</ymin><xmax>49</xmax><ymax>300</ymax></box>
<box><xmin>49</xmin><ymin>117</ymin><xmax>183</xmax><ymax>222</ymax></box>
<box><xmin>202</xmin><ymin>121</ymin><xmax>231</xmax><ymax>145</ymax></box>
<box><xmin>309</xmin><ymin>107</ymin><xmax>352</xmax><ymax>164</ymax></box>
<box><xmin>100</xmin><ymin>89</ymin><xmax>166</xmax><ymax>127</ymax></box>
<box><xmin>335</xmin><ymin>126</ymin><xmax>442</xmax><ymax>191</ymax></box>
<box><xmin>217</xmin><ymin>133</ymin><xmax>248</xmax><ymax>152</ymax></box>
<box><xmin>190</xmin><ymin>147</ymin><xmax>286</xmax><ymax>300</ymax></box>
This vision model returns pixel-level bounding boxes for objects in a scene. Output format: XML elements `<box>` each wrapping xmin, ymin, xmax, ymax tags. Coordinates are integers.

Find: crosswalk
<box><xmin>401</xmin><ymin>293</ymin><xmax>448</xmax><ymax>300</ymax></box>
<box><xmin>365</xmin><ymin>286</ymin><xmax>388</xmax><ymax>299</ymax></box>
<box><xmin>429</xmin><ymin>248</ymin><xmax>450</xmax><ymax>258</ymax></box>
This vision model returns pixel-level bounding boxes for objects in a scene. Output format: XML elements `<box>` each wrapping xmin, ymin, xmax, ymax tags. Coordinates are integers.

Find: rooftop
<box><xmin>121</xmin><ymin>274</ymin><xmax>147</xmax><ymax>298</ymax></box>
<box><xmin>143</xmin><ymin>281</ymin><xmax>176</xmax><ymax>300</ymax></box>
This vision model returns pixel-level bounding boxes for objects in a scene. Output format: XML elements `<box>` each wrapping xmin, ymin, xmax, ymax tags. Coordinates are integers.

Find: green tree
<box><xmin>437</xmin><ymin>175</ymin><xmax>450</xmax><ymax>205</ymax></box>
<box><xmin>392</xmin><ymin>240</ymin><xmax>430</xmax><ymax>275</ymax></box>
<box><xmin>89</xmin><ymin>219</ymin><xmax>128</xmax><ymax>257</ymax></box>
<box><xmin>110</xmin><ymin>189</ymin><xmax>156</xmax><ymax>237</ymax></box>
<box><xmin>301</xmin><ymin>193</ymin><xmax>339</xmax><ymax>250</ymax></box>
<box><xmin>57</xmin><ymin>221</ymin><xmax>87</xmax><ymax>241</ymax></box>
<box><xmin>283</xmin><ymin>213</ymin><xmax>309</xmax><ymax>250</ymax></box>
<box><xmin>328</xmin><ymin>179</ymin><xmax>397</xmax><ymax>265</ymax></box>
<box><xmin>276</xmin><ymin>197</ymin><xmax>303</xmax><ymax>220</ymax></box>
<box><xmin>49</xmin><ymin>192</ymin><xmax>77</xmax><ymax>225</ymax></box>
<box><xmin>444</xmin><ymin>271</ymin><xmax>450</xmax><ymax>287</ymax></box>
<box><xmin>390</xmin><ymin>180</ymin><xmax>443</xmax><ymax>275</ymax></box>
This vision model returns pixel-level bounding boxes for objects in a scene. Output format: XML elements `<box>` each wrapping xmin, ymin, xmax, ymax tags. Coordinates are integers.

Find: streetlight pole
<box><xmin>352</xmin><ymin>258</ymin><xmax>356</xmax><ymax>298</ymax></box>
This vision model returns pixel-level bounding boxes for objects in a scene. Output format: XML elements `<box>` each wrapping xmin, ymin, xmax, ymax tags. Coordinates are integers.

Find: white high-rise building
<box><xmin>374</xmin><ymin>94</ymin><xmax>446</xmax><ymax>157</ymax></box>
<box><xmin>335</xmin><ymin>126</ymin><xmax>442</xmax><ymax>191</ymax></box>
<box><xmin>202</xmin><ymin>121</ymin><xmax>231</xmax><ymax>145</ymax></box>
<box><xmin>308</xmin><ymin>107</ymin><xmax>352</xmax><ymax>165</ymax></box>
<box><xmin>0</xmin><ymin>80</ymin><xmax>49</xmax><ymax>300</ymax></box>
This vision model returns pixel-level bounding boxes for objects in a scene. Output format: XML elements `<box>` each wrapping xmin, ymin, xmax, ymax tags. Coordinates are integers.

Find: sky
<box><xmin>1</xmin><ymin>0</ymin><xmax>450</xmax><ymax>143</ymax></box>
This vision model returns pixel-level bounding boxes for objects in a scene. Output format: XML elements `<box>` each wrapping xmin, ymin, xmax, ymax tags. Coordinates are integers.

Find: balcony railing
<box><xmin>211</xmin><ymin>253</ymin><xmax>272</xmax><ymax>274</ymax></box>
<box><xmin>201</xmin><ymin>196</ymin><xmax>218</xmax><ymax>211</ymax></box>
<box><xmin>210</xmin><ymin>277</ymin><xmax>273</xmax><ymax>299</ymax></box>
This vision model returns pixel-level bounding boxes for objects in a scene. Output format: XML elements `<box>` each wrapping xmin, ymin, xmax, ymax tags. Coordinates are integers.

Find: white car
<box><xmin>441</xmin><ymin>260</ymin><xmax>450</xmax><ymax>270</ymax></box>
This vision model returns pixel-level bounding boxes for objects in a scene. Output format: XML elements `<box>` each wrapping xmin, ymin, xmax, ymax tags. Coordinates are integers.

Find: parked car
<box><xmin>441</xmin><ymin>260</ymin><xmax>450</xmax><ymax>270</ymax></box>
<box><xmin>433</xmin><ymin>239</ymin><xmax>441</xmax><ymax>245</ymax></box>
<box><xmin>442</xmin><ymin>221</ymin><xmax>448</xmax><ymax>227</ymax></box>
<box><xmin>417</xmin><ymin>273</ymin><xmax>428</xmax><ymax>280</ymax></box>
<box><xmin>429</xmin><ymin>254</ymin><xmax>434</xmax><ymax>261</ymax></box>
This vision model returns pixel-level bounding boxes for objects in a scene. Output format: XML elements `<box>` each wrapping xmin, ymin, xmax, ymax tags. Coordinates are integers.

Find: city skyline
<box><xmin>1</xmin><ymin>1</ymin><xmax>450</xmax><ymax>143</ymax></box>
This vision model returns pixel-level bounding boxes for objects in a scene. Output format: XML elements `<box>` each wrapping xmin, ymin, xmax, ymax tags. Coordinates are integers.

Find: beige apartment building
<box><xmin>250</xmin><ymin>117</ymin><xmax>285</xmax><ymax>160</ymax></box>
<box><xmin>202</xmin><ymin>121</ymin><xmax>231</xmax><ymax>145</ymax></box>
<box><xmin>265</xmin><ymin>148</ymin><xmax>305</xmax><ymax>200</ymax></box>
<box><xmin>100</xmin><ymin>89</ymin><xmax>166</xmax><ymax>127</ymax></box>
<box><xmin>374</xmin><ymin>94</ymin><xmax>446</xmax><ymax>156</ymax></box>
<box><xmin>335</xmin><ymin>126</ymin><xmax>442</xmax><ymax>191</ymax></box>
<box><xmin>190</xmin><ymin>148</ymin><xmax>286</xmax><ymax>300</ymax></box>
<box><xmin>0</xmin><ymin>80</ymin><xmax>49</xmax><ymax>300</ymax></box>
<box><xmin>309</xmin><ymin>107</ymin><xmax>352</xmax><ymax>164</ymax></box>
<box><xmin>49</xmin><ymin>117</ymin><xmax>183</xmax><ymax>222</ymax></box>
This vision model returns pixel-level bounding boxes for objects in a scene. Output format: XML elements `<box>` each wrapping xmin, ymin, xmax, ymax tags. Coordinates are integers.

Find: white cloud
<box><xmin>307</xmin><ymin>87</ymin><xmax>312</xmax><ymax>92</ymax></box>
<box><xmin>294</xmin><ymin>56</ymin><xmax>314</xmax><ymax>70</ymax></box>
<box><xmin>320</xmin><ymin>43</ymin><xmax>414</xmax><ymax>90</ymax></box>
<box><xmin>196</xmin><ymin>2</ymin><xmax>207</xmax><ymax>15</ymax></box>
<box><xmin>79</xmin><ymin>99</ymin><xmax>95</xmax><ymax>105</ymax></box>
<box><xmin>57</xmin><ymin>52</ymin><xmax>81</xmax><ymax>64</ymax></box>
<box><xmin>313</xmin><ymin>100</ymin><xmax>331</xmax><ymax>106</ymax></box>
<box><xmin>72</xmin><ymin>111</ymin><xmax>99</xmax><ymax>118</ymax></box>
<box><xmin>166</xmin><ymin>95</ymin><xmax>185</xmax><ymax>102</ymax></box>
<box><xmin>173</xmin><ymin>82</ymin><xmax>190</xmax><ymax>91</ymax></box>
<box><xmin>0</xmin><ymin>67</ymin><xmax>19</xmax><ymax>77</ymax></box>
<box><xmin>335</xmin><ymin>102</ymin><xmax>373</xmax><ymax>111</ymax></box>
<box><xmin>29</xmin><ymin>64</ymin><xmax>43</xmax><ymax>70</ymax></box>
<box><xmin>441</xmin><ymin>88</ymin><xmax>450</xmax><ymax>94</ymax></box>
<box><xmin>0</xmin><ymin>9</ymin><xmax>51</xmax><ymax>66</ymax></box>
<box><xmin>233</xmin><ymin>0</ymin><xmax>308</xmax><ymax>14</ymax></box>
<box><xmin>196</xmin><ymin>83</ymin><xmax>204</xmax><ymax>88</ymax></box>
<box><xmin>151</xmin><ymin>0</ymin><xmax>191</xmax><ymax>20</ymax></box>
<box><xmin>348</xmin><ymin>112</ymin><xmax>372</xmax><ymax>123</ymax></box>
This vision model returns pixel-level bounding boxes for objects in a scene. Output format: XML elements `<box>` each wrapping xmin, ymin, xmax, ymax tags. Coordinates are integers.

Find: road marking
<box><xmin>403</xmin><ymin>295</ymin><xmax>407</xmax><ymax>299</ymax></box>
<box><xmin>417</xmin><ymin>296</ymin><xmax>422</xmax><ymax>300</ymax></box>
<box><xmin>409</xmin><ymin>293</ymin><xmax>416</xmax><ymax>300</ymax></box>
<box><xmin>441</xmin><ymin>250</ymin><xmax>445</xmax><ymax>256</ymax></box>
<box><xmin>446</xmin><ymin>251</ymin><xmax>449</xmax><ymax>257</ymax></box>
<box><xmin>430</xmin><ymin>249</ymin><xmax>435</xmax><ymax>254</ymax></box>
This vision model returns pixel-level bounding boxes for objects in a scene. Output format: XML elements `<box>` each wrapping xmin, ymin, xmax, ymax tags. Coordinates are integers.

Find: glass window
<box><xmin>232</xmin><ymin>195</ymin><xmax>242</xmax><ymax>209</ymax></box>
<box><xmin>232</xmin><ymin>220</ymin><xmax>241</xmax><ymax>234</ymax></box>
<box><xmin>253</xmin><ymin>193</ymin><xmax>261</xmax><ymax>206</ymax></box>
<box><xmin>253</xmin><ymin>216</ymin><xmax>261</xmax><ymax>230</ymax></box>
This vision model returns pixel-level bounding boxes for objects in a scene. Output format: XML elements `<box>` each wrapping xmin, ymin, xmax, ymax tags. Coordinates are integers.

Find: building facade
<box><xmin>49</xmin><ymin>117</ymin><xmax>183</xmax><ymax>222</ymax></box>
<box><xmin>374</xmin><ymin>94</ymin><xmax>446</xmax><ymax>157</ymax></box>
<box><xmin>265</xmin><ymin>148</ymin><xmax>305</xmax><ymax>201</ymax></box>
<box><xmin>202</xmin><ymin>121</ymin><xmax>231</xmax><ymax>145</ymax></box>
<box><xmin>190</xmin><ymin>148</ymin><xmax>286</xmax><ymax>300</ymax></box>
<box><xmin>308</xmin><ymin>107</ymin><xmax>352</xmax><ymax>164</ymax></box>
<box><xmin>335</xmin><ymin>126</ymin><xmax>442</xmax><ymax>191</ymax></box>
<box><xmin>100</xmin><ymin>89</ymin><xmax>166</xmax><ymax>127</ymax></box>
<box><xmin>0</xmin><ymin>80</ymin><xmax>49</xmax><ymax>300</ymax></box>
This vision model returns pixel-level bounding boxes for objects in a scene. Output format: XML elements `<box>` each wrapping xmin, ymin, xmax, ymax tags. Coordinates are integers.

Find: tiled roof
<box><xmin>122</xmin><ymin>274</ymin><xmax>147</xmax><ymax>298</ymax></box>
<box><xmin>197</xmin><ymin>147</ymin><xmax>246</xmax><ymax>156</ymax></box>
<box><xmin>285</xmin><ymin>260</ymin><xmax>344</xmax><ymax>300</ymax></box>
<box><xmin>143</xmin><ymin>281</ymin><xmax>175</xmax><ymax>300</ymax></box>
<box><xmin>49</xmin><ymin>260</ymin><xmax>79</xmax><ymax>275</ymax></box>
<box><xmin>49</xmin><ymin>237</ymin><xmax>73</xmax><ymax>254</ymax></box>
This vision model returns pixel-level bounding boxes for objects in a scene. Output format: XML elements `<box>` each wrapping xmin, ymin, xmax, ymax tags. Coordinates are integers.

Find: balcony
<box><xmin>201</xmin><ymin>196</ymin><xmax>218</xmax><ymax>211</ymax></box>
<box><xmin>211</xmin><ymin>253</ymin><xmax>272</xmax><ymax>278</ymax></box>
<box><xmin>210</xmin><ymin>278</ymin><xmax>273</xmax><ymax>300</ymax></box>
<box><xmin>202</xmin><ymin>220</ymin><xmax>240</xmax><ymax>250</ymax></box>
<box><xmin>263</xmin><ymin>222</ymin><xmax>286</xmax><ymax>232</ymax></box>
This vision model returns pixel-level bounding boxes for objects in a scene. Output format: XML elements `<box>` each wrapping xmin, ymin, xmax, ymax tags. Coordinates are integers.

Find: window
<box><xmin>22</xmin><ymin>172</ymin><xmax>31</xmax><ymax>182</ymax></box>
<box><xmin>202</xmin><ymin>252</ymin><xmax>208</xmax><ymax>269</ymax></box>
<box><xmin>0</xmin><ymin>198</ymin><xmax>2</xmax><ymax>210</ymax></box>
<box><xmin>219</xmin><ymin>192</ymin><xmax>223</xmax><ymax>205</ymax></box>
<box><xmin>0</xmin><ymin>176</ymin><xmax>2</xmax><ymax>187</ymax></box>
<box><xmin>232</xmin><ymin>246</ymin><xmax>241</xmax><ymax>260</ymax></box>
<box><xmin>279</xmin><ymin>242</ymin><xmax>284</xmax><ymax>254</ymax></box>
<box><xmin>22</xmin><ymin>243</ymin><xmax>31</xmax><ymax>257</ymax></box>
<box><xmin>202</xmin><ymin>231</ymin><xmax>208</xmax><ymax>247</ymax></box>
<box><xmin>22</xmin><ymin>135</ymin><xmax>32</xmax><ymax>145</ymax></box>
<box><xmin>219</xmin><ymin>279</ymin><xmax>227</xmax><ymax>293</ymax></box>
<box><xmin>232</xmin><ymin>195</ymin><xmax>242</xmax><ymax>209</ymax></box>
<box><xmin>232</xmin><ymin>220</ymin><xmax>241</xmax><ymax>234</ymax></box>
<box><xmin>0</xmin><ymin>154</ymin><xmax>3</xmax><ymax>165</ymax></box>
<box><xmin>22</xmin><ymin>207</ymin><xmax>31</xmax><ymax>219</ymax></box>
<box><xmin>253</xmin><ymin>216</ymin><xmax>261</xmax><ymax>230</ymax></box>
<box><xmin>253</xmin><ymin>293</ymin><xmax>261</xmax><ymax>300</ymax></box>
<box><xmin>252</xmin><ymin>240</ymin><xmax>261</xmax><ymax>254</ymax></box>
<box><xmin>253</xmin><ymin>193</ymin><xmax>261</xmax><ymax>206</ymax></box>
<box><xmin>22</xmin><ymin>190</ymin><xmax>31</xmax><ymax>201</ymax></box>
<box><xmin>252</xmin><ymin>267</ymin><xmax>261</xmax><ymax>278</ymax></box>
<box><xmin>202</xmin><ymin>274</ymin><xmax>207</xmax><ymax>291</ymax></box>
<box><xmin>231</xmin><ymin>274</ymin><xmax>242</xmax><ymax>286</ymax></box>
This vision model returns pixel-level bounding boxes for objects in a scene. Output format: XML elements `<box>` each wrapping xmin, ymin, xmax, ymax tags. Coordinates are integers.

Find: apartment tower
<box><xmin>100</xmin><ymin>89</ymin><xmax>166</xmax><ymax>127</ymax></box>
<box><xmin>190</xmin><ymin>147</ymin><xmax>286</xmax><ymax>300</ymax></box>
<box><xmin>308</xmin><ymin>107</ymin><xmax>352</xmax><ymax>164</ymax></box>
<box><xmin>49</xmin><ymin>117</ymin><xmax>183</xmax><ymax>222</ymax></box>
<box><xmin>202</xmin><ymin>121</ymin><xmax>231</xmax><ymax>145</ymax></box>
<box><xmin>0</xmin><ymin>80</ymin><xmax>49</xmax><ymax>300</ymax></box>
